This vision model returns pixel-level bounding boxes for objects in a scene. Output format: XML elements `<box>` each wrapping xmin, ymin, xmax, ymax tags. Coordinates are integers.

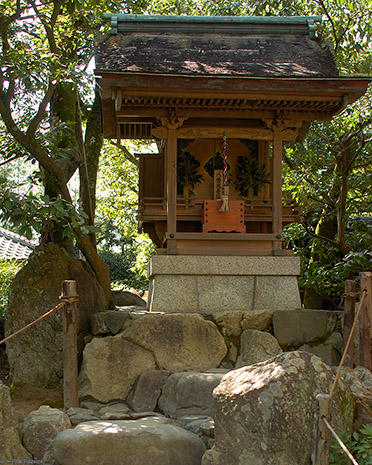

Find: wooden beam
<box><xmin>153</xmin><ymin>126</ymin><xmax>297</xmax><ymax>141</ymax></box>
<box><xmin>272</xmin><ymin>129</ymin><xmax>283</xmax><ymax>249</ymax></box>
<box><xmin>166</xmin><ymin>127</ymin><xmax>177</xmax><ymax>251</ymax></box>
<box><xmin>112</xmin><ymin>105</ymin><xmax>335</xmax><ymax>122</ymax></box>
<box><xmin>115</xmin><ymin>88</ymin><xmax>122</xmax><ymax>112</ymax></box>
<box><xmin>169</xmin><ymin>232</ymin><xmax>280</xmax><ymax>241</ymax></box>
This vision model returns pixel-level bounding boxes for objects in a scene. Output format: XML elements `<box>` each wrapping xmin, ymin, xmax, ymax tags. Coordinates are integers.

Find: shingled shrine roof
<box><xmin>0</xmin><ymin>227</ymin><xmax>37</xmax><ymax>260</ymax></box>
<box><xmin>96</xmin><ymin>15</ymin><xmax>337</xmax><ymax>78</ymax></box>
<box><xmin>96</xmin><ymin>15</ymin><xmax>371</xmax><ymax>139</ymax></box>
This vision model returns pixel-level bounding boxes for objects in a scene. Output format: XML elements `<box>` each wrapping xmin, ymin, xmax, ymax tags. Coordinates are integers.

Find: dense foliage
<box><xmin>0</xmin><ymin>259</ymin><xmax>23</xmax><ymax>338</ymax></box>
<box><xmin>329</xmin><ymin>424</ymin><xmax>372</xmax><ymax>465</ymax></box>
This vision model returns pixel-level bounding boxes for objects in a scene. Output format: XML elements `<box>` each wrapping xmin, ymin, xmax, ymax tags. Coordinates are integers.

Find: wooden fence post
<box><xmin>359</xmin><ymin>272</ymin><xmax>372</xmax><ymax>371</ymax></box>
<box><xmin>312</xmin><ymin>394</ymin><xmax>331</xmax><ymax>465</ymax></box>
<box><xmin>343</xmin><ymin>279</ymin><xmax>356</xmax><ymax>368</ymax></box>
<box><xmin>62</xmin><ymin>280</ymin><xmax>79</xmax><ymax>409</ymax></box>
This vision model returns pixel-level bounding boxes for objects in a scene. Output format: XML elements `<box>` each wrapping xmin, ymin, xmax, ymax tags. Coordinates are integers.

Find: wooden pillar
<box><xmin>359</xmin><ymin>272</ymin><xmax>372</xmax><ymax>370</ymax></box>
<box><xmin>343</xmin><ymin>279</ymin><xmax>356</xmax><ymax>368</ymax></box>
<box><xmin>62</xmin><ymin>280</ymin><xmax>79</xmax><ymax>409</ymax></box>
<box><xmin>166</xmin><ymin>127</ymin><xmax>177</xmax><ymax>252</ymax></box>
<box><xmin>312</xmin><ymin>394</ymin><xmax>331</xmax><ymax>465</ymax></box>
<box><xmin>272</xmin><ymin>129</ymin><xmax>283</xmax><ymax>251</ymax></box>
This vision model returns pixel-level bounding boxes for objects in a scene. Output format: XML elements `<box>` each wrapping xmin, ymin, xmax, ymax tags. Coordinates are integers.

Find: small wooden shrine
<box><xmin>96</xmin><ymin>14</ymin><xmax>369</xmax><ymax>259</ymax></box>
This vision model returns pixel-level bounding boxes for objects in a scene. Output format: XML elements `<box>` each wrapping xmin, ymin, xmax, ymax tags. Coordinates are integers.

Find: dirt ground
<box><xmin>0</xmin><ymin>348</ymin><xmax>63</xmax><ymax>421</ymax></box>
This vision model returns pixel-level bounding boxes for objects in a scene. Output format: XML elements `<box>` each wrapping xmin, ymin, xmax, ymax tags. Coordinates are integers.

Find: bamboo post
<box><xmin>343</xmin><ymin>279</ymin><xmax>356</xmax><ymax>368</ymax></box>
<box><xmin>62</xmin><ymin>280</ymin><xmax>79</xmax><ymax>409</ymax></box>
<box><xmin>359</xmin><ymin>272</ymin><xmax>372</xmax><ymax>370</ymax></box>
<box><xmin>312</xmin><ymin>394</ymin><xmax>331</xmax><ymax>465</ymax></box>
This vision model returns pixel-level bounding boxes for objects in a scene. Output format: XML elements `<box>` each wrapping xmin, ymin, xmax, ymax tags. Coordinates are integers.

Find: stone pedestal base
<box><xmin>148</xmin><ymin>256</ymin><xmax>301</xmax><ymax>313</ymax></box>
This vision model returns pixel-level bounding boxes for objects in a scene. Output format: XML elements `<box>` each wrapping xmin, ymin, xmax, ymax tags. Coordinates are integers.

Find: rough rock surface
<box><xmin>53</xmin><ymin>417</ymin><xmax>206</xmax><ymax>465</ymax></box>
<box><xmin>121</xmin><ymin>313</ymin><xmax>227</xmax><ymax>371</ymax></box>
<box><xmin>340</xmin><ymin>366</ymin><xmax>372</xmax><ymax>430</ymax></box>
<box><xmin>0</xmin><ymin>381</ymin><xmax>31</xmax><ymax>461</ymax></box>
<box><xmin>240</xmin><ymin>310</ymin><xmax>273</xmax><ymax>331</ymax></box>
<box><xmin>127</xmin><ymin>370</ymin><xmax>170</xmax><ymax>412</ymax></box>
<box><xmin>79</xmin><ymin>336</ymin><xmax>156</xmax><ymax>403</ymax></box>
<box><xmin>22</xmin><ymin>405</ymin><xmax>71</xmax><ymax>464</ymax></box>
<box><xmin>66</xmin><ymin>407</ymin><xmax>98</xmax><ymax>426</ymax></box>
<box><xmin>235</xmin><ymin>329</ymin><xmax>282</xmax><ymax>368</ymax></box>
<box><xmin>90</xmin><ymin>310</ymin><xmax>131</xmax><ymax>335</ymax></box>
<box><xmin>158</xmin><ymin>371</ymin><xmax>226</xmax><ymax>418</ymax></box>
<box><xmin>185</xmin><ymin>417</ymin><xmax>215</xmax><ymax>448</ymax></box>
<box><xmin>112</xmin><ymin>290</ymin><xmax>146</xmax><ymax>307</ymax></box>
<box><xmin>273</xmin><ymin>309</ymin><xmax>341</xmax><ymax>349</ymax></box>
<box><xmin>202</xmin><ymin>351</ymin><xmax>354</xmax><ymax>465</ymax></box>
<box><xmin>5</xmin><ymin>243</ymin><xmax>106</xmax><ymax>388</ymax></box>
<box><xmin>213</xmin><ymin>312</ymin><xmax>243</xmax><ymax>337</ymax></box>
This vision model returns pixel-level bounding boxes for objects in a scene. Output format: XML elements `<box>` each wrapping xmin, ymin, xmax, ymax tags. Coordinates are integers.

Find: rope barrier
<box><xmin>329</xmin><ymin>288</ymin><xmax>367</xmax><ymax>402</ymax></box>
<box><xmin>0</xmin><ymin>294</ymin><xmax>78</xmax><ymax>346</ymax></box>
<box><xmin>342</xmin><ymin>291</ymin><xmax>360</xmax><ymax>299</ymax></box>
<box><xmin>314</xmin><ymin>285</ymin><xmax>368</xmax><ymax>465</ymax></box>
<box><xmin>322</xmin><ymin>417</ymin><xmax>359</xmax><ymax>465</ymax></box>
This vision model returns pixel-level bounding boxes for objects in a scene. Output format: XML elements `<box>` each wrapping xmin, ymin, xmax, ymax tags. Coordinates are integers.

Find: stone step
<box><xmin>53</xmin><ymin>417</ymin><xmax>206</xmax><ymax>465</ymax></box>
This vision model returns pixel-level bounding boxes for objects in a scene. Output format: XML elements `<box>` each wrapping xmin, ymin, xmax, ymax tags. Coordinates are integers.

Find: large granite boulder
<box><xmin>79</xmin><ymin>336</ymin><xmax>156</xmax><ymax>403</ymax></box>
<box><xmin>112</xmin><ymin>290</ymin><xmax>146</xmax><ymax>307</ymax></box>
<box><xmin>53</xmin><ymin>417</ymin><xmax>206</xmax><ymax>465</ymax></box>
<box><xmin>79</xmin><ymin>313</ymin><xmax>227</xmax><ymax>403</ymax></box>
<box><xmin>340</xmin><ymin>366</ymin><xmax>372</xmax><ymax>431</ymax></box>
<box><xmin>235</xmin><ymin>329</ymin><xmax>282</xmax><ymax>368</ymax></box>
<box><xmin>121</xmin><ymin>313</ymin><xmax>227</xmax><ymax>371</ymax></box>
<box><xmin>273</xmin><ymin>309</ymin><xmax>341</xmax><ymax>350</ymax></box>
<box><xmin>158</xmin><ymin>371</ymin><xmax>226</xmax><ymax>418</ymax></box>
<box><xmin>203</xmin><ymin>351</ymin><xmax>354</xmax><ymax>465</ymax></box>
<box><xmin>5</xmin><ymin>243</ymin><xmax>106</xmax><ymax>388</ymax></box>
<box><xmin>22</xmin><ymin>405</ymin><xmax>71</xmax><ymax>464</ymax></box>
<box><xmin>0</xmin><ymin>381</ymin><xmax>31</xmax><ymax>461</ymax></box>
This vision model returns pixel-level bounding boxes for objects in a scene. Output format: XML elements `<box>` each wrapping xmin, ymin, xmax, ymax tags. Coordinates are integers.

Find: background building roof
<box><xmin>0</xmin><ymin>228</ymin><xmax>37</xmax><ymax>260</ymax></box>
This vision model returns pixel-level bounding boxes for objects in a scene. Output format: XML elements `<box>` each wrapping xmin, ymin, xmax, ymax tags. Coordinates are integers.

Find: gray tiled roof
<box><xmin>0</xmin><ymin>227</ymin><xmax>37</xmax><ymax>260</ymax></box>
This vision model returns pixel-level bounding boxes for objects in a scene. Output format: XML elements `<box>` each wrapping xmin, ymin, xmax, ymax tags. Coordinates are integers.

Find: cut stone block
<box><xmin>148</xmin><ymin>256</ymin><xmax>301</xmax><ymax>313</ymax></box>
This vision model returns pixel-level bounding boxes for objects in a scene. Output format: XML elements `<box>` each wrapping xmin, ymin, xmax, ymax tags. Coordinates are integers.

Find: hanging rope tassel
<box><xmin>220</xmin><ymin>132</ymin><xmax>229</xmax><ymax>212</ymax></box>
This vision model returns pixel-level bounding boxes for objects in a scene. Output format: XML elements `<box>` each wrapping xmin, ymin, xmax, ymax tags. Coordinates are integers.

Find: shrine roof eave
<box><xmin>96</xmin><ymin>71</ymin><xmax>371</xmax><ymax>108</ymax></box>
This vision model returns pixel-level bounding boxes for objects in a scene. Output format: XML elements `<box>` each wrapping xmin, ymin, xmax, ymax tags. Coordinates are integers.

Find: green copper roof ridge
<box><xmin>103</xmin><ymin>13</ymin><xmax>323</xmax><ymax>23</ymax></box>
<box><xmin>104</xmin><ymin>14</ymin><xmax>322</xmax><ymax>38</ymax></box>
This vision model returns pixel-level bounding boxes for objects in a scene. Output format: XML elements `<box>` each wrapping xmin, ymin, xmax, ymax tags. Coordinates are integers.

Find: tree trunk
<box><xmin>303</xmin><ymin>216</ymin><xmax>338</xmax><ymax>309</ymax></box>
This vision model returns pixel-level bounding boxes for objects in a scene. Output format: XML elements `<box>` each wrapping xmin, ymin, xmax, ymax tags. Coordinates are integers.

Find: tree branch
<box><xmin>300</xmin><ymin>221</ymin><xmax>350</xmax><ymax>254</ymax></box>
<box><xmin>315</xmin><ymin>0</ymin><xmax>340</xmax><ymax>51</ymax></box>
<box><xmin>0</xmin><ymin>154</ymin><xmax>22</xmax><ymax>166</ymax></box>
<box><xmin>27</xmin><ymin>80</ymin><xmax>56</xmax><ymax>137</ymax></box>
<box><xmin>29</xmin><ymin>0</ymin><xmax>61</xmax><ymax>54</ymax></box>
<box><xmin>109</xmin><ymin>141</ymin><xmax>139</xmax><ymax>166</ymax></box>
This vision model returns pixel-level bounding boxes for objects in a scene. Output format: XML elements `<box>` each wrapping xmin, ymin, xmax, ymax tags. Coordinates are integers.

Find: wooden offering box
<box><xmin>202</xmin><ymin>200</ymin><xmax>246</xmax><ymax>233</ymax></box>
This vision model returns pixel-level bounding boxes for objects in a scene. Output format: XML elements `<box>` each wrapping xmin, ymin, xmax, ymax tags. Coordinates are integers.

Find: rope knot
<box><xmin>59</xmin><ymin>294</ymin><xmax>79</xmax><ymax>305</ymax></box>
